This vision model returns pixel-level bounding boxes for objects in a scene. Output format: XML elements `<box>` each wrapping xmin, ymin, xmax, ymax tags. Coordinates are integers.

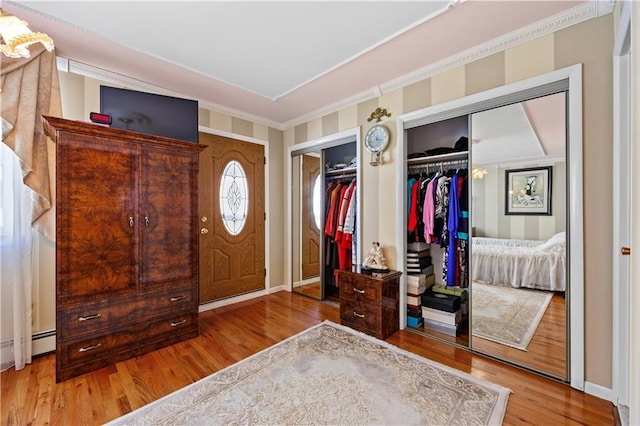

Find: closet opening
<box><xmin>404</xmin><ymin>115</ymin><xmax>471</xmax><ymax>348</ymax></box>
<box><xmin>287</xmin><ymin>129</ymin><xmax>361</xmax><ymax>304</ymax></box>
<box><xmin>395</xmin><ymin>65</ymin><xmax>584</xmax><ymax>388</ymax></box>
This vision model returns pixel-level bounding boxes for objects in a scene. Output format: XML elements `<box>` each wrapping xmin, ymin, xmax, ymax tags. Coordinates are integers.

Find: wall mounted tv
<box><xmin>100</xmin><ymin>85</ymin><xmax>199</xmax><ymax>143</ymax></box>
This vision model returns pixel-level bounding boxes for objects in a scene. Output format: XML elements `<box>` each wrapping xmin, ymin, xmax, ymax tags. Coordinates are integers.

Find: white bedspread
<box><xmin>471</xmin><ymin>232</ymin><xmax>566</xmax><ymax>291</ymax></box>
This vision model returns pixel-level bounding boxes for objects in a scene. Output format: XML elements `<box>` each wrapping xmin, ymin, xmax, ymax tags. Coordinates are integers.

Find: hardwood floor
<box><xmin>1</xmin><ymin>291</ymin><xmax>614</xmax><ymax>425</ymax></box>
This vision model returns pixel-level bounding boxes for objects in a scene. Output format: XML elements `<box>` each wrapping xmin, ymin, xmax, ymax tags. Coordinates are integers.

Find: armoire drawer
<box><xmin>58</xmin><ymin>312</ymin><xmax>198</xmax><ymax>367</ymax></box>
<box><xmin>58</xmin><ymin>285</ymin><xmax>197</xmax><ymax>338</ymax></box>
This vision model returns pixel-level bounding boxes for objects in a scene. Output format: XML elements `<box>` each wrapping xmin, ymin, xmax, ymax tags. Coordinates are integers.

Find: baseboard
<box><xmin>199</xmin><ymin>285</ymin><xmax>285</xmax><ymax>313</ymax></box>
<box><xmin>33</xmin><ymin>330</ymin><xmax>56</xmax><ymax>356</ymax></box>
<box><xmin>584</xmin><ymin>381</ymin><xmax>613</xmax><ymax>401</ymax></box>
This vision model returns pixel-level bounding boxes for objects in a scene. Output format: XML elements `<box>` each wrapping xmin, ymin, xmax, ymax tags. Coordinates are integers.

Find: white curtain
<box><xmin>0</xmin><ymin>142</ymin><xmax>34</xmax><ymax>371</ymax></box>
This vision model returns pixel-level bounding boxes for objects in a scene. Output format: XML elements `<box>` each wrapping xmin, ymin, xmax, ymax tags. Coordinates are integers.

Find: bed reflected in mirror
<box><xmin>470</xmin><ymin>92</ymin><xmax>568</xmax><ymax>380</ymax></box>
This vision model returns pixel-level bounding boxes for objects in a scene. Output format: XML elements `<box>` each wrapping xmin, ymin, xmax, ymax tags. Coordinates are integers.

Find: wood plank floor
<box><xmin>1</xmin><ymin>291</ymin><xmax>614</xmax><ymax>425</ymax></box>
<box><xmin>471</xmin><ymin>292</ymin><xmax>566</xmax><ymax>378</ymax></box>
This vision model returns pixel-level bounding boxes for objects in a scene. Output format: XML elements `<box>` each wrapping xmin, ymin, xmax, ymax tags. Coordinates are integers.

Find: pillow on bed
<box><xmin>537</xmin><ymin>232</ymin><xmax>566</xmax><ymax>251</ymax></box>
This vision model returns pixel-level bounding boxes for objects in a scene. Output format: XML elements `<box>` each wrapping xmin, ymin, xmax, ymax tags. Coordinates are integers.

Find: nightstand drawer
<box><xmin>340</xmin><ymin>301</ymin><xmax>381</xmax><ymax>336</ymax></box>
<box><xmin>340</xmin><ymin>277</ymin><xmax>381</xmax><ymax>305</ymax></box>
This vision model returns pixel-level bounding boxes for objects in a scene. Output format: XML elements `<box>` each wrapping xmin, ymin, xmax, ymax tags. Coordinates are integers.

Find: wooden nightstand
<box><xmin>338</xmin><ymin>269</ymin><xmax>401</xmax><ymax>340</ymax></box>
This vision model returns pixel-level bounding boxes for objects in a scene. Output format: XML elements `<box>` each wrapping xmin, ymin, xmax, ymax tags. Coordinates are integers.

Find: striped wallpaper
<box><xmin>286</xmin><ymin>15</ymin><xmax>614</xmax><ymax>387</ymax></box>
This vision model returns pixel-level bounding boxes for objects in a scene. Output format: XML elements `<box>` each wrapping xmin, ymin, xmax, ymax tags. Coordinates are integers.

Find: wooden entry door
<box><xmin>301</xmin><ymin>155</ymin><xmax>321</xmax><ymax>279</ymax></box>
<box><xmin>199</xmin><ymin>132</ymin><xmax>265</xmax><ymax>303</ymax></box>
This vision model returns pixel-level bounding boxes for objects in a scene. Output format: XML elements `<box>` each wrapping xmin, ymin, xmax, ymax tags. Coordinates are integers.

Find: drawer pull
<box><xmin>353</xmin><ymin>311</ymin><xmax>365</xmax><ymax>318</ymax></box>
<box><xmin>171</xmin><ymin>320</ymin><xmax>187</xmax><ymax>327</ymax></box>
<box><xmin>170</xmin><ymin>295</ymin><xmax>186</xmax><ymax>302</ymax></box>
<box><xmin>78</xmin><ymin>313</ymin><xmax>102</xmax><ymax>322</ymax></box>
<box><xmin>78</xmin><ymin>343</ymin><xmax>102</xmax><ymax>353</ymax></box>
<box><xmin>353</xmin><ymin>288</ymin><xmax>365</xmax><ymax>294</ymax></box>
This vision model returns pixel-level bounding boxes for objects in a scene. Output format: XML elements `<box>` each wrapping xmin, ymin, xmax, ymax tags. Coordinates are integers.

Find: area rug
<box><xmin>107</xmin><ymin>320</ymin><xmax>510</xmax><ymax>425</ymax></box>
<box><xmin>472</xmin><ymin>281</ymin><xmax>553</xmax><ymax>351</ymax></box>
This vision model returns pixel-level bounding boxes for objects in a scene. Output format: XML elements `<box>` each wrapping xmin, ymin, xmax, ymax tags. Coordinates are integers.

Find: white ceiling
<box><xmin>3</xmin><ymin>1</ymin><xmax>588</xmax><ymax>126</ymax></box>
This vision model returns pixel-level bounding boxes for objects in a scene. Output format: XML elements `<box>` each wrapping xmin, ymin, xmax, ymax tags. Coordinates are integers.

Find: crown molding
<box><xmin>283</xmin><ymin>0</ymin><xmax>614</xmax><ymax>130</ymax></box>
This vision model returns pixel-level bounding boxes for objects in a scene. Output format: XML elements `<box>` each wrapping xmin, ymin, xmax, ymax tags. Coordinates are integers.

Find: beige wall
<box><xmin>287</xmin><ymin>15</ymin><xmax>614</xmax><ymax>388</ymax></box>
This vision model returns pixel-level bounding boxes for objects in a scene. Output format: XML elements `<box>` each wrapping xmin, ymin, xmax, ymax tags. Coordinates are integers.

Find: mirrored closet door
<box><xmin>398</xmin><ymin>67</ymin><xmax>583</xmax><ymax>384</ymax></box>
<box><xmin>470</xmin><ymin>92</ymin><xmax>568</xmax><ymax>379</ymax></box>
<box><xmin>289</xmin><ymin>133</ymin><xmax>360</xmax><ymax>303</ymax></box>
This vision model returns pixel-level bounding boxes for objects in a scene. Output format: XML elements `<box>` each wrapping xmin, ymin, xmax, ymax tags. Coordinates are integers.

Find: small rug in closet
<box><xmin>472</xmin><ymin>281</ymin><xmax>553</xmax><ymax>351</ymax></box>
<box><xmin>107</xmin><ymin>320</ymin><xmax>510</xmax><ymax>425</ymax></box>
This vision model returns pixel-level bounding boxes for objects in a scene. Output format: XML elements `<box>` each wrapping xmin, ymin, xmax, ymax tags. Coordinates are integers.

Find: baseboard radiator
<box><xmin>0</xmin><ymin>329</ymin><xmax>55</xmax><ymax>371</ymax></box>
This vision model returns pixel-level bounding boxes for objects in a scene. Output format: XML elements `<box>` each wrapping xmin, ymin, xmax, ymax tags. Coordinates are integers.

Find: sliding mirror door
<box><xmin>288</xmin><ymin>130</ymin><xmax>361</xmax><ymax>303</ymax></box>
<box><xmin>470</xmin><ymin>92</ymin><xmax>568</xmax><ymax>379</ymax></box>
<box><xmin>291</xmin><ymin>152</ymin><xmax>323</xmax><ymax>300</ymax></box>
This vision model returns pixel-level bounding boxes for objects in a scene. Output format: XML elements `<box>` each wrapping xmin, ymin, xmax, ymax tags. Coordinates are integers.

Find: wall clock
<box><xmin>364</xmin><ymin>124</ymin><xmax>390</xmax><ymax>165</ymax></box>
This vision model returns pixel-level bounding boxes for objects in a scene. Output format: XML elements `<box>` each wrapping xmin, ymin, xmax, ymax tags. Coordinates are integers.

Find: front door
<box><xmin>198</xmin><ymin>132</ymin><xmax>265</xmax><ymax>303</ymax></box>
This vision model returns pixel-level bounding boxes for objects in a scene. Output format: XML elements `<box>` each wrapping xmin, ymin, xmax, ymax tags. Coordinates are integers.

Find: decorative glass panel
<box><xmin>219</xmin><ymin>160</ymin><xmax>248</xmax><ymax>235</ymax></box>
<box><xmin>312</xmin><ymin>175</ymin><xmax>321</xmax><ymax>230</ymax></box>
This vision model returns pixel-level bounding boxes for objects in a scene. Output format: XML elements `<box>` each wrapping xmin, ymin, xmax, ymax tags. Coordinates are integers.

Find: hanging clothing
<box><xmin>446</xmin><ymin>172</ymin><xmax>461</xmax><ymax>287</ymax></box>
<box><xmin>407</xmin><ymin>177</ymin><xmax>421</xmax><ymax>233</ymax></box>
<box><xmin>423</xmin><ymin>175</ymin><xmax>438</xmax><ymax>243</ymax></box>
<box><xmin>406</xmin><ymin>162</ymin><xmax>469</xmax><ymax>288</ymax></box>
<box><xmin>335</xmin><ymin>180</ymin><xmax>356</xmax><ymax>270</ymax></box>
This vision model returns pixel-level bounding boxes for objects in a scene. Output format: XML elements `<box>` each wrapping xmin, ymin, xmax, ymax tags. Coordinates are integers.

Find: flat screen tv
<box><xmin>100</xmin><ymin>85</ymin><xmax>199</xmax><ymax>143</ymax></box>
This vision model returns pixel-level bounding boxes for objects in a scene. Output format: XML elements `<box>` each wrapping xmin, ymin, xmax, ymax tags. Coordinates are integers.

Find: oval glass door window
<box><xmin>312</xmin><ymin>175</ymin><xmax>321</xmax><ymax>229</ymax></box>
<box><xmin>219</xmin><ymin>160</ymin><xmax>249</xmax><ymax>235</ymax></box>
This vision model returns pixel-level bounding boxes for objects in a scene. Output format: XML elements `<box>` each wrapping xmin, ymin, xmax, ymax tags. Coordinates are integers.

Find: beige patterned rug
<box><xmin>108</xmin><ymin>321</ymin><xmax>510</xmax><ymax>425</ymax></box>
<box><xmin>472</xmin><ymin>282</ymin><xmax>553</xmax><ymax>351</ymax></box>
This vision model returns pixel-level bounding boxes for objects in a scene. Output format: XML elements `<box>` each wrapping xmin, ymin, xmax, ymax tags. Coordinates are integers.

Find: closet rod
<box><xmin>407</xmin><ymin>158</ymin><xmax>468</xmax><ymax>170</ymax></box>
<box><xmin>326</xmin><ymin>170</ymin><xmax>357</xmax><ymax>180</ymax></box>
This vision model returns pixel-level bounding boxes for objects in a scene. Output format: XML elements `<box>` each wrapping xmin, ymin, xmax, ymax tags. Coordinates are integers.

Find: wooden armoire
<box><xmin>43</xmin><ymin>116</ymin><xmax>205</xmax><ymax>382</ymax></box>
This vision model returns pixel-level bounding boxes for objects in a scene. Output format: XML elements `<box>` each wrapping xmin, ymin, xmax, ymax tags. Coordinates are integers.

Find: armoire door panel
<box><xmin>140</xmin><ymin>148</ymin><xmax>199</xmax><ymax>288</ymax></box>
<box><xmin>56</xmin><ymin>135</ymin><xmax>138</xmax><ymax>303</ymax></box>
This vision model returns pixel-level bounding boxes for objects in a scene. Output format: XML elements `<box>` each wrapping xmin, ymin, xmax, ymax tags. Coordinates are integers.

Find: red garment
<box><xmin>407</xmin><ymin>178</ymin><xmax>420</xmax><ymax>232</ymax></box>
<box><xmin>335</xmin><ymin>183</ymin><xmax>355</xmax><ymax>270</ymax></box>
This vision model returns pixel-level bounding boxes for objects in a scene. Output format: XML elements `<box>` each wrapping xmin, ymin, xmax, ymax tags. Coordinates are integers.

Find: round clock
<box><xmin>364</xmin><ymin>124</ymin><xmax>390</xmax><ymax>154</ymax></box>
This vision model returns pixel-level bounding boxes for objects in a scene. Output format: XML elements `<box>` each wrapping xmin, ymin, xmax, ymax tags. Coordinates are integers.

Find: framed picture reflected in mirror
<box><xmin>505</xmin><ymin>166</ymin><xmax>552</xmax><ymax>215</ymax></box>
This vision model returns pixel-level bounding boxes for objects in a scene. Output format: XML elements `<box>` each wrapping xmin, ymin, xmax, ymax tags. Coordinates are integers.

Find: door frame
<box><xmin>612</xmin><ymin>0</ymin><xmax>632</xmax><ymax>411</ymax></box>
<box><xmin>197</xmin><ymin>126</ymin><xmax>270</xmax><ymax>312</ymax></box>
<box><xmin>395</xmin><ymin>65</ymin><xmax>584</xmax><ymax>390</ymax></box>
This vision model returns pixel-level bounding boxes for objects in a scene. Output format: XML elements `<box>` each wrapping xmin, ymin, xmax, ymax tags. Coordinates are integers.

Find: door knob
<box><xmin>621</xmin><ymin>247</ymin><xmax>631</xmax><ymax>255</ymax></box>
<box><xmin>201</xmin><ymin>216</ymin><xmax>208</xmax><ymax>223</ymax></box>
<box><xmin>200</xmin><ymin>228</ymin><xmax>209</xmax><ymax>234</ymax></box>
